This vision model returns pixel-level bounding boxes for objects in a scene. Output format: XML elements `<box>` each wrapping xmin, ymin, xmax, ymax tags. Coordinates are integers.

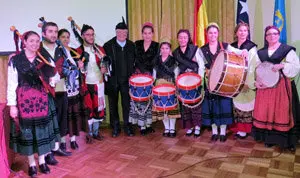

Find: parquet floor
<box><xmin>8</xmin><ymin>122</ymin><xmax>300</xmax><ymax>178</ymax></box>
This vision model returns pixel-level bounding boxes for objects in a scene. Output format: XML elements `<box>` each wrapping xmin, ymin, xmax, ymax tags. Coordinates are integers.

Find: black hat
<box><xmin>81</xmin><ymin>24</ymin><xmax>94</xmax><ymax>35</ymax></box>
<box><xmin>115</xmin><ymin>17</ymin><xmax>128</xmax><ymax>30</ymax></box>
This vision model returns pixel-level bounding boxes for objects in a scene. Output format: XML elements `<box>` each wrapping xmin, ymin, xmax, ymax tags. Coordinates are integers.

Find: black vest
<box><xmin>231</xmin><ymin>40</ymin><xmax>257</xmax><ymax>51</ymax></box>
<box><xmin>9</xmin><ymin>51</ymin><xmax>43</xmax><ymax>89</ymax></box>
<box><xmin>173</xmin><ymin>44</ymin><xmax>199</xmax><ymax>74</ymax></box>
<box><xmin>258</xmin><ymin>44</ymin><xmax>296</xmax><ymax>64</ymax></box>
<box><xmin>200</xmin><ymin>42</ymin><xmax>228</xmax><ymax>69</ymax></box>
<box><xmin>154</xmin><ymin>55</ymin><xmax>176</xmax><ymax>82</ymax></box>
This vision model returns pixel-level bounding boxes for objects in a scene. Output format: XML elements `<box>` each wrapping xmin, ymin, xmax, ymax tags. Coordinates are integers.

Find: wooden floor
<box><xmin>9</xmin><ymin>122</ymin><xmax>300</xmax><ymax>178</ymax></box>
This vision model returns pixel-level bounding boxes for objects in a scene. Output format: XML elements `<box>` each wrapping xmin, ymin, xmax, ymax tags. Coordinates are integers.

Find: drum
<box><xmin>208</xmin><ymin>50</ymin><xmax>248</xmax><ymax>97</ymax></box>
<box><xmin>233</xmin><ymin>89</ymin><xmax>256</xmax><ymax>111</ymax></box>
<box><xmin>153</xmin><ymin>84</ymin><xmax>178</xmax><ymax>111</ymax></box>
<box><xmin>176</xmin><ymin>72</ymin><xmax>203</xmax><ymax>104</ymax></box>
<box><xmin>129</xmin><ymin>74</ymin><xmax>154</xmax><ymax>102</ymax></box>
<box><xmin>255</xmin><ymin>61</ymin><xmax>280</xmax><ymax>88</ymax></box>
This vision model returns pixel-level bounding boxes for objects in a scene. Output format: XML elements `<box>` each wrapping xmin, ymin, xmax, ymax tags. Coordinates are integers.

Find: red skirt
<box><xmin>253</xmin><ymin>78</ymin><xmax>294</xmax><ymax>132</ymax></box>
<box><xmin>230</xmin><ymin>123</ymin><xmax>252</xmax><ymax>133</ymax></box>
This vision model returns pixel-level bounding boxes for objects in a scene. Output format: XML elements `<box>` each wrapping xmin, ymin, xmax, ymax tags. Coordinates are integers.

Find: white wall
<box><xmin>0</xmin><ymin>0</ymin><xmax>126</xmax><ymax>52</ymax></box>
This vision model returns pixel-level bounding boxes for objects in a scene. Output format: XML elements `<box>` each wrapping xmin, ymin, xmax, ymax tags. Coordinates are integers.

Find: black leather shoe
<box><xmin>140</xmin><ymin>129</ymin><xmax>147</xmax><ymax>136</ymax></box>
<box><xmin>125</xmin><ymin>128</ymin><xmax>135</xmax><ymax>137</ymax></box>
<box><xmin>185</xmin><ymin>129</ymin><xmax>193</xmax><ymax>137</ymax></box>
<box><xmin>220</xmin><ymin>135</ymin><xmax>227</xmax><ymax>142</ymax></box>
<box><xmin>60</xmin><ymin>143</ymin><xmax>67</xmax><ymax>152</ymax></box>
<box><xmin>39</xmin><ymin>163</ymin><xmax>50</xmax><ymax>174</ymax></box>
<box><xmin>146</xmin><ymin>127</ymin><xmax>155</xmax><ymax>134</ymax></box>
<box><xmin>93</xmin><ymin>134</ymin><xmax>104</xmax><ymax>141</ymax></box>
<box><xmin>169</xmin><ymin>130</ymin><xmax>176</xmax><ymax>138</ymax></box>
<box><xmin>53</xmin><ymin>148</ymin><xmax>72</xmax><ymax>156</ymax></box>
<box><xmin>163</xmin><ymin>130</ymin><xmax>169</xmax><ymax>137</ymax></box>
<box><xmin>112</xmin><ymin>129</ymin><xmax>121</xmax><ymax>138</ymax></box>
<box><xmin>194</xmin><ymin>130</ymin><xmax>201</xmax><ymax>138</ymax></box>
<box><xmin>70</xmin><ymin>141</ymin><xmax>79</xmax><ymax>150</ymax></box>
<box><xmin>86</xmin><ymin>135</ymin><xmax>94</xmax><ymax>144</ymax></box>
<box><xmin>45</xmin><ymin>153</ymin><xmax>58</xmax><ymax>165</ymax></box>
<box><xmin>28</xmin><ymin>166</ymin><xmax>37</xmax><ymax>177</ymax></box>
<box><xmin>211</xmin><ymin>134</ymin><xmax>219</xmax><ymax>141</ymax></box>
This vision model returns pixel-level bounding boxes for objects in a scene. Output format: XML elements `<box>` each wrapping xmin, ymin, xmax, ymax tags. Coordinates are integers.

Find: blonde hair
<box><xmin>206</xmin><ymin>22</ymin><xmax>219</xmax><ymax>31</ymax></box>
<box><xmin>234</xmin><ymin>22</ymin><xmax>250</xmax><ymax>41</ymax></box>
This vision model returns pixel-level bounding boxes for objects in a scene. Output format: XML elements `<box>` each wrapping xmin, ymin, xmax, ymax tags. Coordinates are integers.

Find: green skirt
<box><xmin>10</xmin><ymin>95</ymin><xmax>60</xmax><ymax>156</ymax></box>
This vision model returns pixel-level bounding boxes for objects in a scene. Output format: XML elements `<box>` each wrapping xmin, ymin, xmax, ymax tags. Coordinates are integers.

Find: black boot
<box><xmin>211</xmin><ymin>134</ymin><xmax>219</xmax><ymax>141</ymax></box>
<box><xmin>60</xmin><ymin>142</ymin><xmax>67</xmax><ymax>152</ymax></box>
<box><xmin>39</xmin><ymin>163</ymin><xmax>50</xmax><ymax>174</ymax></box>
<box><xmin>52</xmin><ymin>148</ymin><xmax>72</xmax><ymax>156</ymax></box>
<box><xmin>140</xmin><ymin>128</ymin><xmax>147</xmax><ymax>136</ymax></box>
<box><xmin>219</xmin><ymin>135</ymin><xmax>227</xmax><ymax>142</ymax></box>
<box><xmin>45</xmin><ymin>153</ymin><xmax>58</xmax><ymax>165</ymax></box>
<box><xmin>28</xmin><ymin>166</ymin><xmax>37</xmax><ymax>177</ymax></box>
<box><xmin>146</xmin><ymin>127</ymin><xmax>155</xmax><ymax>134</ymax></box>
<box><xmin>70</xmin><ymin>141</ymin><xmax>79</xmax><ymax>150</ymax></box>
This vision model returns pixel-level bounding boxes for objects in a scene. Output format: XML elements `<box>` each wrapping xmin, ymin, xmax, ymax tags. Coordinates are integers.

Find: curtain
<box><xmin>206</xmin><ymin>0</ymin><xmax>235</xmax><ymax>43</ymax></box>
<box><xmin>0</xmin><ymin>56</ymin><xmax>8</xmax><ymax>103</ymax></box>
<box><xmin>159</xmin><ymin>0</ymin><xmax>194</xmax><ymax>49</ymax></box>
<box><xmin>128</xmin><ymin>0</ymin><xmax>235</xmax><ymax>47</ymax></box>
<box><xmin>128</xmin><ymin>0</ymin><xmax>194</xmax><ymax>49</ymax></box>
<box><xmin>128</xmin><ymin>0</ymin><xmax>162</xmax><ymax>42</ymax></box>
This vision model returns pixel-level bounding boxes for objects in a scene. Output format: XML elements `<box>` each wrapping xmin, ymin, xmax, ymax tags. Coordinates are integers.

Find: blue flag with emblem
<box><xmin>236</xmin><ymin>0</ymin><xmax>250</xmax><ymax>39</ymax></box>
<box><xmin>273</xmin><ymin>0</ymin><xmax>287</xmax><ymax>44</ymax></box>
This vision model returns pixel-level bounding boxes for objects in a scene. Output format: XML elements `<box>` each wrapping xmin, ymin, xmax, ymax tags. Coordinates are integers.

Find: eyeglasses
<box><xmin>266</xmin><ymin>32</ymin><xmax>279</xmax><ymax>36</ymax></box>
<box><xmin>116</xmin><ymin>30</ymin><xmax>128</xmax><ymax>35</ymax></box>
<box><xmin>83</xmin><ymin>33</ymin><xmax>95</xmax><ymax>37</ymax></box>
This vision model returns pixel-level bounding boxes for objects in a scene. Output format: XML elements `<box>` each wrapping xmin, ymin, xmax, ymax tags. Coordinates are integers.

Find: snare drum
<box><xmin>255</xmin><ymin>61</ymin><xmax>280</xmax><ymax>88</ymax></box>
<box><xmin>176</xmin><ymin>72</ymin><xmax>203</xmax><ymax>104</ymax></box>
<box><xmin>129</xmin><ymin>74</ymin><xmax>154</xmax><ymax>101</ymax></box>
<box><xmin>152</xmin><ymin>84</ymin><xmax>178</xmax><ymax>111</ymax></box>
<box><xmin>208</xmin><ymin>50</ymin><xmax>248</xmax><ymax>97</ymax></box>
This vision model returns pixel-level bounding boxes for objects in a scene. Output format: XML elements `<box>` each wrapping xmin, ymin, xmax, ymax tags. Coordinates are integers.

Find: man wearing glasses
<box><xmin>76</xmin><ymin>24</ymin><xmax>107</xmax><ymax>143</ymax></box>
<box><xmin>103</xmin><ymin>17</ymin><xmax>135</xmax><ymax>137</ymax></box>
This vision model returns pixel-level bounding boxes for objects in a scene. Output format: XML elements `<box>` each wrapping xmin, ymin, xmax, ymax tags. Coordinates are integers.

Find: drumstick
<box><xmin>10</xmin><ymin>26</ymin><xmax>54</xmax><ymax>67</ymax></box>
<box><xmin>37</xmin><ymin>23</ymin><xmax>43</xmax><ymax>28</ymax></box>
<box><xmin>10</xmin><ymin>26</ymin><xmax>22</xmax><ymax>37</ymax></box>
<box><xmin>68</xmin><ymin>16</ymin><xmax>105</xmax><ymax>58</ymax></box>
<box><xmin>64</xmin><ymin>45</ymin><xmax>81</xmax><ymax>59</ymax></box>
<box><xmin>68</xmin><ymin>16</ymin><xmax>82</xmax><ymax>31</ymax></box>
<box><xmin>36</xmin><ymin>52</ymin><xmax>55</xmax><ymax>67</ymax></box>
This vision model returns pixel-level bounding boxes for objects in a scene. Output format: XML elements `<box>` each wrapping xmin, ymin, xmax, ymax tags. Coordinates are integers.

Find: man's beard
<box><xmin>43</xmin><ymin>36</ymin><xmax>56</xmax><ymax>44</ymax></box>
<box><xmin>84</xmin><ymin>39</ymin><xmax>94</xmax><ymax>46</ymax></box>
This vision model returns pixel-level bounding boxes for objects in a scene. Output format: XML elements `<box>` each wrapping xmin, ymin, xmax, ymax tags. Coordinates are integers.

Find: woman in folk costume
<box><xmin>75</xmin><ymin>24</ymin><xmax>107</xmax><ymax>143</ymax></box>
<box><xmin>58</xmin><ymin>29</ymin><xmax>88</xmax><ymax>150</ymax></box>
<box><xmin>230</xmin><ymin>22</ymin><xmax>260</xmax><ymax>139</ymax></box>
<box><xmin>253</xmin><ymin>25</ymin><xmax>300</xmax><ymax>152</ymax></box>
<box><xmin>152</xmin><ymin>41</ymin><xmax>181</xmax><ymax>137</ymax></box>
<box><xmin>172</xmin><ymin>29</ymin><xmax>203</xmax><ymax>137</ymax></box>
<box><xmin>7</xmin><ymin>31</ymin><xmax>60</xmax><ymax>176</ymax></box>
<box><xmin>129</xmin><ymin>22</ymin><xmax>159</xmax><ymax>136</ymax></box>
<box><xmin>198</xmin><ymin>23</ymin><xmax>248</xmax><ymax>142</ymax></box>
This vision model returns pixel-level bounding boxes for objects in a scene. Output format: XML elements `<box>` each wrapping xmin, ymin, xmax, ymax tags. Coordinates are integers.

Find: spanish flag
<box><xmin>193</xmin><ymin>0</ymin><xmax>208</xmax><ymax>47</ymax></box>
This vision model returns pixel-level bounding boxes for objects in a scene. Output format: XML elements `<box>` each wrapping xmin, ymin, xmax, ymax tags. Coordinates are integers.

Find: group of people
<box><xmin>6</xmin><ymin>18</ymin><xmax>300</xmax><ymax>177</ymax></box>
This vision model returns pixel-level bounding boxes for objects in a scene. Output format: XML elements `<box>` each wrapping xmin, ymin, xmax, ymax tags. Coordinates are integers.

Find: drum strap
<box><xmin>219</xmin><ymin>42</ymin><xmax>224</xmax><ymax>51</ymax></box>
<box><xmin>131</xmin><ymin>100</ymin><xmax>152</xmax><ymax>116</ymax></box>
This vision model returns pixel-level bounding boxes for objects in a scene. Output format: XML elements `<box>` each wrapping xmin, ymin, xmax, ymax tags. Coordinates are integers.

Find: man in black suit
<box><xmin>103</xmin><ymin>18</ymin><xmax>135</xmax><ymax>137</ymax></box>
